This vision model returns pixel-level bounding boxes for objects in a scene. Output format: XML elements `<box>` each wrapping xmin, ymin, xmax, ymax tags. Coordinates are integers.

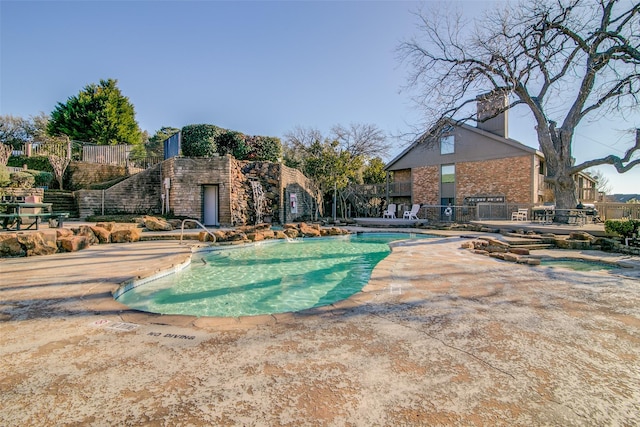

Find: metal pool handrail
<box><xmin>180</xmin><ymin>219</ymin><xmax>217</xmax><ymax>244</ymax></box>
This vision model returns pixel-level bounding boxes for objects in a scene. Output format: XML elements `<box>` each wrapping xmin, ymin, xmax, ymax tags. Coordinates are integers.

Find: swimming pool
<box><xmin>115</xmin><ymin>232</ymin><xmax>436</xmax><ymax>317</ymax></box>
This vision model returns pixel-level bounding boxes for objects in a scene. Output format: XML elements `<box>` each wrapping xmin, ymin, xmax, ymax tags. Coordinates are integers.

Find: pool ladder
<box><xmin>180</xmin><ymin>219</ymin><xmax>217</xmax><ymax>244</ymax></box>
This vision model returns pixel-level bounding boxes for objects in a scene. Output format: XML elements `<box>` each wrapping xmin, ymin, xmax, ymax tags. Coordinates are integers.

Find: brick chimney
<box><xmin>476</xmin><ymin>91</ymin><xmax>509</xmax><ymax>138</ymax></box>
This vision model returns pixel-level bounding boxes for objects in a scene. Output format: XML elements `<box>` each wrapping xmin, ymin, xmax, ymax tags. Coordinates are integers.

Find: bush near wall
<box><xmin>181</xmin><ymin>124</ymin><xmax>282</xmax><ymax>162</ymax></box>
<box><xmin>7</xmin><ymin>155</ymin><xmax>54</xmax><ymax>172</ymax></box>
<box><xmin>181</xmin><ymin>124</ymin><xmax>223</xmax><ymax>157</ymax></box>
<box><xmin>604</xmin><ymin>219</ymin><xmax>640</xmax><ymax>239</ymax></box>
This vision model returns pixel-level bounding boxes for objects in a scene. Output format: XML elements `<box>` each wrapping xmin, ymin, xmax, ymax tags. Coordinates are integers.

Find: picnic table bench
<box><xmin>0</xmin><ymin>202</ymin><xmax>69</xmax><ymax>231</ymax></box>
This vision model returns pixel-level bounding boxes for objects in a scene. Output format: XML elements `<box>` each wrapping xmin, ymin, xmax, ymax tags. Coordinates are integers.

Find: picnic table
<box><xmin>0</xmin><ymin>202</ymin><xmax>69</xmax><ymax>231</ymax></box>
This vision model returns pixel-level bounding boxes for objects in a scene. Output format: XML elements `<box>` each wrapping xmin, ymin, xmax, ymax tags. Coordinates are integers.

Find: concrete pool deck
<box><xmin>1</xmin><ymin>228</ymin><xmax>640</xmax><ymax>425</ymax></box>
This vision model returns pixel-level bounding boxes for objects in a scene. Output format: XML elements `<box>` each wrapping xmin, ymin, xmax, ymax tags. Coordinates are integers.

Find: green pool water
<box><xmin>540</xmin><ymin>258</ymin><xmax>616</xmax><ymax>272</ymax></box>
<box><xmin>116</xmin><ymin>232</ymin><xmax>435</xmax><ymax>317</ymax></box>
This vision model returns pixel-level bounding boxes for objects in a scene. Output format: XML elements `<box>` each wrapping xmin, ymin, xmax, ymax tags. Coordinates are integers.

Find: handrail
<box><xmin>180</xmin><ymin>219</ymin><xmax>217</xmax><ymax>244</ymax></box>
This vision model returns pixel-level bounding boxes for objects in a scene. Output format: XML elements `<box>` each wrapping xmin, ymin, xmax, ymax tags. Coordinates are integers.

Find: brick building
<box><xmin>384</xmin><ymin>93</ymin><xmax>597</xmax><ymax>214</ymax></box>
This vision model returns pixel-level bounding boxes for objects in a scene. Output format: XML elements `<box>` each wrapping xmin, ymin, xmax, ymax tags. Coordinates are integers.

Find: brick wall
<box><xmin>76</xmin><ymin>163</ymin><xmax>163</xmax><ymax>217</ymax></box>
<box><xmin>165</xmin><ymin>157</ymin><xmax>232</xmax><ymax>224</ymax></box>
<box><xmin>456</xmin><ymin>156</ymin><xmax>532</xmax><ymax>203</ymax></box>
<box><xmin>67</xmin><ymin>161</ymin><xmax>128</xmax><ymax>190</ymax></box>
<box><xmin>412</xmin><ymin>165</ymin><xmax>439</xmax><ymax>204</ymax></box>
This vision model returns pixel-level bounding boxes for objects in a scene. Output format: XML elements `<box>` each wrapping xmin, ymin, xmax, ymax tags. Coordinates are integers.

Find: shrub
<box><xmin>25</xmin><ymin>170</ymin><xmax>54</xmax><ymax>188</ymax></box>
<box><xmin>7</xmin><ymin>155</ymin><xmax>54</xmax><ymax>172</ymax></box>
<box><xmin>248</xmin><ymin>136</ymin><xmax>282</xmax><ymax>162</ymax></box>
<box><xmin>217</xmin><ymin>130</ymin><xmax>250</xmax><ymax>159</ymax></box>
<box><xmin>9</xmin><ymin>171</ymin><xmax>35</xmax><ymax>188</ymax></box>
<box><xmin>604</xmin><ymin>219</ymin><xmax>640</xmax><ymax>239</ymax></box>
<box><xmin>181</xmin><ymin>124</ymin><xmax>223</xmax><ymax>157</ymax></box>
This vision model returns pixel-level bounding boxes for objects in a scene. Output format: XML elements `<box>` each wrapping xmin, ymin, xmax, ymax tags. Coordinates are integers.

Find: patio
<box><xmin>1</xmin><ymin>229</ymin><xmax>639</xmax><ymax>425</ymax></box>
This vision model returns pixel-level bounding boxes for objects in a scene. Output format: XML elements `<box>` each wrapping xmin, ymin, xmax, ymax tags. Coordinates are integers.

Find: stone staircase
<box><xmin>501</xmin><ymin>235</ymin><xmax>554</xmax><ymax>251</ymax></box>
<box><xmin>43</xmin><ymin>190</ymin><xmax>79</xmax><ymax>218</ymax></box>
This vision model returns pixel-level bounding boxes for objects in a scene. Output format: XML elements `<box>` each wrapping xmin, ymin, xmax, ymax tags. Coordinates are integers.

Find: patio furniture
<box><xmin>403</xmin><ymin>204</ymin><xmax>421</xmax><ymax>220</ymax></box>
<box><xmin>511</xmin><ymin>208</ymin><xmax>528</xmax><ymax>221</ymax></box>
<box><xmin>382</xmin><ymin>203</ymin><xmax>396</xmax><ymax>219</ymax></box>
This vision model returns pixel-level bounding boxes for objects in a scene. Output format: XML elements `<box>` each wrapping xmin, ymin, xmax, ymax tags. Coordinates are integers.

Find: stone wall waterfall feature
<box><xmin>250</xmin><ymin>180</ymin><xmax>265</xmax><ymax>224</ymax></box>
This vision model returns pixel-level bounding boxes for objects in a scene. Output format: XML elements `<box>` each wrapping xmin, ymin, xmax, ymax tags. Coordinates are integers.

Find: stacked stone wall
<box><xmin>76</xmin><ymin>163</ymin><xmax>162</xmax><ymax>217</ymax></box>
<box><xmin>456</xmin><ymin>156</ymin><xmax>531</xmax><ymax>203</ymax></box>
<box><xmin>67</xmin><ymin>161</ymin><xmax>128</xmax><ymax>190</ymax></box>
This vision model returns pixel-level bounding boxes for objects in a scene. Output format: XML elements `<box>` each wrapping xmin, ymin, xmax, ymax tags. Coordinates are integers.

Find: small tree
<box><xmin>42</xmin><ymin>136</ymin><xmax>71</xmax><ymax>190</ymax></box>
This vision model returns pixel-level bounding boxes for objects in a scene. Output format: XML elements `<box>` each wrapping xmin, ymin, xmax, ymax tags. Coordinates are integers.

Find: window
<box><xmin>440</xmin><ymin>134</ymin><xmax>455</xmax><ymax>155</ymax></box>
<box><xmin>441</xmin><ymin>164</ymin><xmax>455</xmax><ymax>183</ymax></box>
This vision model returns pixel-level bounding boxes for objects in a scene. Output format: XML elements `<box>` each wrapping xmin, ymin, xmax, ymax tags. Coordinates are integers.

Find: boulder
<box><xmin>284</xmin><ymin>228</ymin><xmax>299</xmax><ymax>239</ymax></box>
<box><xmin>503</xmin><ymin>253</ymin><xmax>520</xmax><ymax>263</ymax></box>
<box><xmin>0</xmin><ymin>233</ymin><xmax>25</xmax><ymax>257</ymax></box>
<box><xmin>75</xmin><ymin>225</ymin><xmax>99</xmax><ymax>245</ymax></box>
<box><xmin>509</xmin><ymin>247</ymin><xmax>530</xmax><ymax>255</ymax></box>
<box><xmin>275</xmin><ymin>230</ymin><xmax>288</xmax><ymax>240</ymax></box>
<box><xmin>90</xmin><ymin>225</ymin><xmax>111</xmax><ymax>244</ymax></box>
<box><xmin>299</xmin><ymin>223</ymin><xmax>321</xmax><ymax>237</ymax></box>
<box><xmin>569</xmin><ymin>231</ymin><xmax>595</xmax><ymax>241</ymax></box>
<box><xmin>213</xmin><ymin>230</ymin><xmax>228</xmax><ymax>242</ymax></box>
<box><xmin>527</xmin><ymin>258</ymin><xmax>541</xmax><ymax>266</ymax></box>
<box><xmin>56</xmin><ymin>228</ymin><xmax>74</xmax><ymax>238</ymax></box>
<box><xmin>58</xmin><ymin>235</ymin><xmax>91</xmax><ymax>252</ymax></box>
<box><xmin>246</xmin><ymin>232</ymin><xmax>265</xmax><ymax>242</ymax></box>
<box><xmin>144</xmin><ymin>216</ymin><xmax>173</xmax><ymax>231</ymax></box>
<box><xmin>110</xmin><ymin>228</ymin><xmax>141</xmax><ymax>243</ymax></box>
<box><xmin>16</xmin><ymin>232</ymin><xmax>57</xmax><ymax>256</ymax></box>
<box><xmin>95</xmin><ymin>222</ymin><xmax>116</xmax><ymax>232</ymax></box>
<box><xmin>260</xmin><ymin>230</ymin><xmax>276</xmax><ymax>239</ymax></box>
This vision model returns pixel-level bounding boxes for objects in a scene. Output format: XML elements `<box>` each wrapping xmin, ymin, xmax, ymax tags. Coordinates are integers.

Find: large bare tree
<box><xmin>399</xmin><ymin>0</ymin><xmax>639</xmax><ymax>218</ymax></box>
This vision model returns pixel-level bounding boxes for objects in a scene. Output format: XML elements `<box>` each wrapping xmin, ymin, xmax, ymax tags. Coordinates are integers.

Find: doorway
<box><xmin>203</xmin><ymin>185</ymin><xmax>219</xmax><ymax>226</ymax></box>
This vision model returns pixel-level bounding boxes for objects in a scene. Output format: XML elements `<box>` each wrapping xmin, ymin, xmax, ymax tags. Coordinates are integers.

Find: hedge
<box><xmin>180</xmin><ymin>124</ymin><xmax>282</xmax><ymax>161</ymax></box>
<box><xmin>604</xmin><ymin>219</ymin><xmax>640</xmax><ymax>239</ymax></box>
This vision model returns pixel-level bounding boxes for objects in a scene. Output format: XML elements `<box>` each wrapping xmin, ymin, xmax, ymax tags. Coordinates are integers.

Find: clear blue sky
<box><xmin>1</xmin><ymin>0</ymin><xmax>638</xmax><ymax>194</ymax></box>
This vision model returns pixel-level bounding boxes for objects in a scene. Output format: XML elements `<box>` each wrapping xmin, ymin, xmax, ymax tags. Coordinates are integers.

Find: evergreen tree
<box><xmin>48</xmin><ymin>78</ymin><xmax>142</xmax><ymax>145</ymax></box>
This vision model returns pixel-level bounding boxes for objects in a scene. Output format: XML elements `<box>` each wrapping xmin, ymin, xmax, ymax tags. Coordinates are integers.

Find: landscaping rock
<box><xmin>246</xmin><ymin>232</ymin><xmax>264</xmax><ymax>242</ymax></box>
<box><xmin>74</xmin><ymin>225</ymin><xmax>99</xmax><ymax>245</ymax></box>
<box><xmin>569</xmin><ymin>231</ymin><xmax>595</xmax><ymax>241</ymax></box>
<box><xmin>299</xmin><ymin>223</ymin><xmax>321</xmax><ymax>237</ymax></box>
<box><xmin>144</xmin><ymin>216</ymin><xmax>173</xmax><ymax>231</ymax></box>
<box><xmin>284</xmin><ymin>228</ymin><xmax>299</xmax><ymax>239</ymax></box>
<box><xmin>90</xmin><ymin>225</ymin><xmax>111</xmax><ymax>244</ymax></box>
<box><xmin>0</xmin><ymin>233</ymin><xmax>25</xmax><ymax>257</ymax></box>
<box><xmin>56</xmin><ymin>228</ymin><xmax>74</xmax><ymax>238</ymax></box>
<box><xmin>58</xmin><ymin>235</ymin><xmax>92</xmax><ymax>252</ymax></box>
<box><xmin>509</xmin><ymin>247</ymin><xmax>530</xmax><ymax>255</ymax></box>
<box><xmin>111</xmin><ymin>228</ymin><xmax>141</xmax><ymax>243</ymax></box>
<box><xmin>16</xmin><ymin>232</ymin><xmax>57</xmax><ymax>256</ymax></box>
<box><xmin>527</xmin><ymin>258</ymin><xmax>541</xmax><ymax>265</ymax></box>
<box><xmin>95</xmin><ymin>222</ymin><xmax>116</xmax><ymax>232</ymax></box>
<box><xmin>503</xmin><ymin>253</ymin><xmax>520</xmax><ymax>262</ymax></box>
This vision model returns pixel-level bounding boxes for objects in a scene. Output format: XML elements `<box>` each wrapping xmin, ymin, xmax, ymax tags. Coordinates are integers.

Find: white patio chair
<box><xmin>382</xmin><ymin>203</ymin><xmax>396</xmax><ymax>219</ymax></box>
<box><xmin>403</xmin><ymin>204</ymin><xmax>421</xmax><ymax>220</ymax></box>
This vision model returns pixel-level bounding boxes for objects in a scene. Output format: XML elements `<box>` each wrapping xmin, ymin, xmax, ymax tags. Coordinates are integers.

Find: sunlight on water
<box><xmin>117</xmin><ymin>233</ymin><xmax>435</xmax><ymax>317</ymax></box>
